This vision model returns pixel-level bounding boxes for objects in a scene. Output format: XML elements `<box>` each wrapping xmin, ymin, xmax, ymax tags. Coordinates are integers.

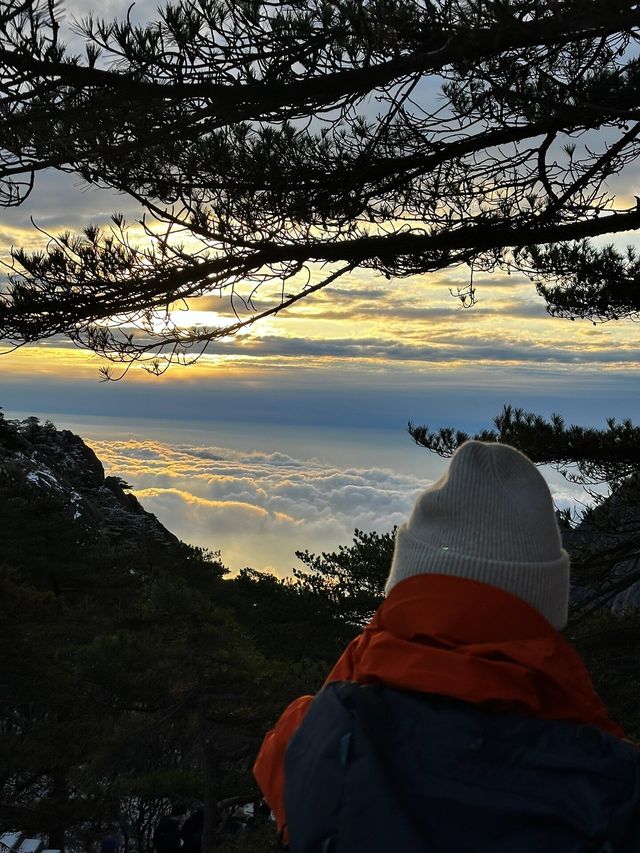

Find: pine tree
<box><xmin>1</xmin><ymin>0</ymin><xmax>640</xmax><ymax>372</ymax></box>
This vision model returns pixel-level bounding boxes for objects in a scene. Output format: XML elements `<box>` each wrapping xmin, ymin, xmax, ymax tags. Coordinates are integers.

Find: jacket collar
<box><xmin>345</xmin><ymin>574</ymin><xmax>623</xmax><ymax>738</ymax></box>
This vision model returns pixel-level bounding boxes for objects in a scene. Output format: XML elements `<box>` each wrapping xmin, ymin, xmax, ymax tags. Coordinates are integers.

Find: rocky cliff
<box><xmin>0</xmin><ymin>413</ymin><xmax>177</xmax><ymax>549</ymax></box>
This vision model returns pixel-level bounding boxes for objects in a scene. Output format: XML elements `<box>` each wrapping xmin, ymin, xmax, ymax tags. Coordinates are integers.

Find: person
<box><xmin>99</xmin><ymin>833</ymin><xmax>121</xmax><ymax>853</ymax></box>
<box><xmin>180</xmin><ymin>806</ymin><xmax>204</xmax><ymax>853</ymax></box>
<box><xmin>254</xmin><ymin>440</ymin><xmax>640</xmax><ymax>851</ymax></box>
<box><xmin>153</xmin><ymin>804</ymin><xmax>187</xmax><ymax>853</ymax></box>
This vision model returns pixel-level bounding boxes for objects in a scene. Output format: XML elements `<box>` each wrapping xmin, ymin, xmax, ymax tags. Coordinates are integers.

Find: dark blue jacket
<box><xmin>285</xmin><ymin>682</ymin><xmax>640</xmax><ymax>853</ymax></box>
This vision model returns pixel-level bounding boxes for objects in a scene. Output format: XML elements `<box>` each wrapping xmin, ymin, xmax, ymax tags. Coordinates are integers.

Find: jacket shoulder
<box><xmin>285</xmin><ymin>682</ymin><xmax>640</xmax><ymax>853</ymax></box>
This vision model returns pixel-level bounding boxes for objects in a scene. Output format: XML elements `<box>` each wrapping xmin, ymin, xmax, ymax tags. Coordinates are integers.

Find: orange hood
<box><xmin>325</xmin><ymin>574</ymin><xmax>621</xmax><ymax>731</ymax></box>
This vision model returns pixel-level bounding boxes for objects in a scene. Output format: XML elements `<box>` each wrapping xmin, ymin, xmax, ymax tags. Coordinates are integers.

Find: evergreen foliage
<box><xmin>292</xmin><ymin>528</ymin><xmax>395</xmax><ymax>626</ymax></box>
<box><xmin>409</xmin><ymin>403</ymin><xmax>640</xmax><ymax>486</ymax></box>
<box><xmin>529</xmin><ymin>242</ymin><xmax>640</xmax><ymax>322</ymax></box>
<box><xmin>0</xmin><ymin>474</ymin><xmax>266</xmax><ymax>850</ymax></box>
<box><xmin>1</xmin><ymin>1</ymin><xmax>640</xmax><ymax>372</ymax></box>
<box><xmin>569</xmin><ymin>610</ymin><xmax>640</xmax><ymax>740</ymax></box>
<box><xmin>229</xmin><ymin>567</ymin><xmax>357</xmax><ymax>663</ymax></box>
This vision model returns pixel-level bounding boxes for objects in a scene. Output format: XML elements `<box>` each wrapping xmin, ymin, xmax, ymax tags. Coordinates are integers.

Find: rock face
<box><xmin>0</xmin><ymin>414</ymin><xmax>177</xmax><ymax>548</ymax></box>
<box><xmin>565</xmin><ymin>475</ymin><xmax>640</xmax><ymax>614</ymax></box>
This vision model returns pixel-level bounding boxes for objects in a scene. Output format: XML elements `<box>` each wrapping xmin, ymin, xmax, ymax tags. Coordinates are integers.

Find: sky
<box><xmin>1</xmin><ymin>2</ymin><xmax>640</xmax><ymax>574</ymax></box>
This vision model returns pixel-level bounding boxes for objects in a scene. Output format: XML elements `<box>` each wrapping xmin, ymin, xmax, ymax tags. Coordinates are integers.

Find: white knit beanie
<box><xmin>386</xmin><ymin>440</ymin><xmax>570</xmax><ymax>629</ymax></box>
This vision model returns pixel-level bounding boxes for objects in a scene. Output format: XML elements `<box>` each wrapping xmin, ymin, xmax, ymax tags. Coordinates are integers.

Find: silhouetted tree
<box><xmin>1</xmin><ymin>0</ymin><xmax>640</xmax><ymax>373</ymax></box>
<box><xmin>409</xmin><ymin>405</ymin><xmax>640</xmax><ymax>485</ymax></box>
<box><xmin>293</xmin><ymin>528</ymin><xmax>395</xmax><ymax>625</ymax></box>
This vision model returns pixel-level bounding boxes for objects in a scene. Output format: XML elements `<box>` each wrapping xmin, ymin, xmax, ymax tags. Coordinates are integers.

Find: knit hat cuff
<box><xmin>386</xmin><ymin>526</ymin><xmax>571</xmax><ymax>629</ymax></box>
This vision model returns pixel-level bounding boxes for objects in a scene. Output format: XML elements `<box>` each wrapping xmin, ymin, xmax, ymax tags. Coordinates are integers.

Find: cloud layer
<box><xmin>91</xmin><ymin>437</ymin><xmax>427</xmax><ymax>574</ymax></box>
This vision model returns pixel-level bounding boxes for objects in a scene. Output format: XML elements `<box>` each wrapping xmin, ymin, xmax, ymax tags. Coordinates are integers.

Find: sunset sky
<box><xmin>2</xmin><ymin>2</ymin><xmax>640</xmax><ymax>574</ymax></box>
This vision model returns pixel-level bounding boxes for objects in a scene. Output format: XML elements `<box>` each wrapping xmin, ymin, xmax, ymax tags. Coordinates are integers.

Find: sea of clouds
<box><xmin>91</xmin><ymin>438</ymin><xmax>428</xmax><ymax>574</ymax></box>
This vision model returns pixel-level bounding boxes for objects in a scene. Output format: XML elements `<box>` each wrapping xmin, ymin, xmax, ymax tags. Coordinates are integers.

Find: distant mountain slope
<box><xmin>0</xmin><ymin>412</ymin><xmax>177</xmax><ymax>549</ymax></box>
